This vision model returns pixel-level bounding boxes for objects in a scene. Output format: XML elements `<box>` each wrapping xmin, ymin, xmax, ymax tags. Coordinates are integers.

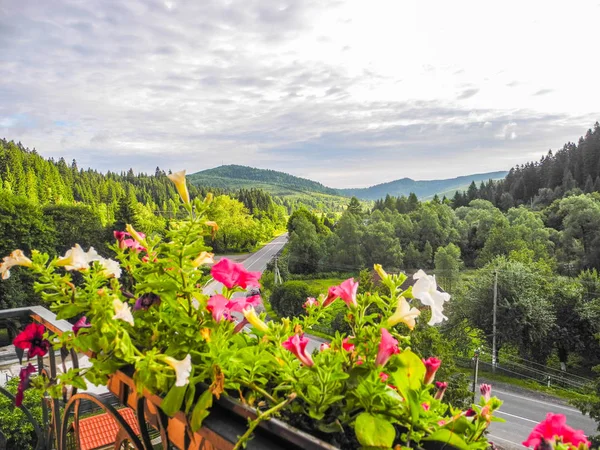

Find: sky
<box><xmin>1</xmin><ymin>0</ymin><xmax>599</xmax><ymax>188</ymax></box>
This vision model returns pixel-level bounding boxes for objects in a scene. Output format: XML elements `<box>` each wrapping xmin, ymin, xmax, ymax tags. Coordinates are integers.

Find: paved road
<box><xmin>203</xmin><ymin>233</ymin><xmax>599</xmax><ymax>448</ymax></box>
<box><xmin>484</xmin><ymin>386</ymin><xmax>597</xmax><ymax>449</ymax></box>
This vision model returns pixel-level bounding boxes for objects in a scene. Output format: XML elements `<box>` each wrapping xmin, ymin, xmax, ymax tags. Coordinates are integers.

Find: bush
<box><xmin>0</xmin><ymin>377</ymin><xmax>44</xmax><ymax>449</ymax></box>
<box><xmin>269</xmin><ymin>281</ymin><xmax>314</xmax><ymax>318</ymax></box>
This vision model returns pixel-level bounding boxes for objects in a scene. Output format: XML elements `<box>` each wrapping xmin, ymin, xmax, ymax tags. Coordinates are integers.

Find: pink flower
<box><xmin>322</xmin><ymin>278</ymin><xmax>358</xmax><ymax>308</ymax></box>
<box><xmin>523</xmin><ymin>413</ymin><xmax>590</xmax><ymax>449</ymax></box>
<box><xmin>379</xmin><ymin>372</ymin><xmax>389</xmax><ymax>382</ymax></box>
<box><xmin>422</xmin><ymin>403</ymin><xmax>430</xmax><ymax>411</ymax></box>
<box><xmin>480</xmin><ymin>383</ymin><xmax>492</xmax><ymax>402</ymax></box>
<box><xmin>13</xmin><ymin>323</ymin><xmax>50</xmax><ymax>359</ymax></box>
<box><xmin>303</xmin><ymin>297</ymin><xmax>319</xmax><ymax>308</ymax></box>
<box><xmin>434</xmin><ymin>381</ymin><xmax>448</xmax><ymax>400</ymax></box>
<box><xmin>226</xmin><ymin>294</ymin><xmax>262</xmax><ymax>313</ymax></box>
<box><xmin>355</xmin><ymin>356</ymin><xmax>364</xmax><ymax>366</ymax></box>
<box><xmin>15</xmin><ymin>364</ymin><xmax>36</xmax><ymax>407</ymax></box>
<box><xmin>282</xmin><ymin>334</ymin><xmax>314</xmax><ymax>367</ymax></box>
<box><xmin>375</xmin><ymin>329</ymin><xmax>400</xmax><ymax>367</ymax></box>
<box><xmin>207</xmin><ymin>295</ymin><xmax>233</xmax><ymax>322</ymax></box>
<box><xmin>211</xmin><ymin>258</ymin><xmax>261</xmax><ymax>289</ymax></box>
<box><xmin>319</xmin><ymin>343</ymin><xmax>330</xmax><ymax>352</ymax></box>
<box><xmin>342</xmin><ymin>337</ymin><xmax>355</xmax><ymax>352</ymax></box>
<box><xmin>72</xmin><ymin>316</ymin><xmax>91</xmax><ymax>335</ymax></box>
<box><xmin>114</xmin><ymin>231</ymin><xmax>146</xmax><ymax>252</ymax></box>
<box><xmin>423</xmin><ymin>357</ymin><xmax>442</xmax><ymax>384</ymax></box>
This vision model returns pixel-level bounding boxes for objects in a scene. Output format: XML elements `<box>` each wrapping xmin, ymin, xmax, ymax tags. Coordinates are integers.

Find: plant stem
<box><xmin>232</xmin><ymin>393</ymin><xmax>297</xmax><ymax>450</ymax></box>
<box><xmin>238</xmin><ymin>380</ymin><xmax>277</xmax><ymax>404</ymax></box>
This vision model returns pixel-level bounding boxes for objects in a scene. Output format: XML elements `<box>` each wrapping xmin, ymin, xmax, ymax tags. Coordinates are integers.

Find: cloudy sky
<box><xmin>1</xmin><ymin>0</ymin><xmax>599</xmax><ymax>188</ymax></box>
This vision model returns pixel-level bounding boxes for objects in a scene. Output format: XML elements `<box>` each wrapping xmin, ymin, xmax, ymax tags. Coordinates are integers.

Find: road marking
<box><xmin>245</xmin><ymin>236</ymin><xmax>286</xmax><ymax>270</ymax></box>
<box><xmin>494</xmin><ymin>389</ymin><xmax>580</xmax><ymax>413</ymax></box>
<box><xmin>496</xmin><ymin>411</ymin><xmax>538</xmax><ymax>424</ymax></box>
<box><xmin>488</xmin><ymin>434</ymin><xmax>524</xmax><ymax>447</ymax></box>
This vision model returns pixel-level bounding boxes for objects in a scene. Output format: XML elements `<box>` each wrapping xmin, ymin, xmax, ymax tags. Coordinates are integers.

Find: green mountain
<box><xmin>188</xmin><ymin>165</ymin><xmax>508</xmax><ymax>201</ymax></box>
<box><xmin>338</xmin><ymin>171</ymin><xmax>508</xmax><ymax>200</ymax></box>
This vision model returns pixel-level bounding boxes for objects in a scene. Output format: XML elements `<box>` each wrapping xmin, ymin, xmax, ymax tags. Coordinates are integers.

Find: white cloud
<box><xmin>0</xmin><ymin>0</ymin><xmax>598</xmax><ymax>187</ymax></box>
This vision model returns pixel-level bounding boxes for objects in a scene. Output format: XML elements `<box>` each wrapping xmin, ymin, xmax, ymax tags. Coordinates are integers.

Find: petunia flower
<box><xmin>303</xmin><ymin>297</ymin><xmax>319</xmax><ymax>308</ymax></box>
<box><xmin>55</xmin><ymin>244</ymin><xmax>91</xmax><ymax>271</ymax></box>
<box><xmin>342</xmin><ymin>337</ymin><xmax>355</xmax><ymax>352</ymax></box>
<box><xmin>375</xmin><ymin>328</ymin><xmax>400</xmax><ymax>367</ymax></box>
<box><xmin>434</xmin><ymin>381</ymin><xmax>448</xmax><ymax>400</ymax></box>
<box><xmin>379</xmin><ymin>372</ymin><xmax>389</xmax><ymax>382</ymax></box>
<box><xmin>205</xmin><ymin>221</ymin><xmax>219</xmax><ymax>238</ymax></box>
<box><xmin>15</xmin><ymin>364</ymin><xmax>36</xmax><ymax>407</ymax></box>
<box><xmin>319</xmin><ymin>343</ymin><xmax>330</xmax><ymax>352</ymax></box>
<box><xmin>226</xmin><ymin>294</ymin><xmax>262</xmax><ymax>313</ymax></box>
<box><xmin>373</xmin><ymin>264</ymin><xmax>388</xmax><ymax>281</ymax></box>
<box><xmin>164</xmin><ymin>354</ymin><xmax>192</xmax><ymax>387</ymax></box>
<box><xmin>125</xmin><ymin>224</ymin><xmax>147</xmax><ymax>247</ymax></box>
<box><xmin>480</xmin><ymin>383</ymin><xmax>492</xmax><ymax>402</ymax></box>
<box><xmin>0</xmin><ymin>250</ymin><xmax>32</xmax><ymax>280</ymax></box>
<box><xmin>192</xmin><ymin>251</ymin><xmax>215</xmax><ymax>267</ymax></box>
<box><xmin>134</xmin><ymin>293</ymin><xmax>161</xmax><ymax>311</ymax></box>
<box><xmin>242</xmin><ymin>306</ymin><xmax>269</xmax><ymax>332</ymax></box>
<box><xmin>211</xmin><ymin>258</ymin><xmax>261</xmax><ymax>289</ymax></box>
<box><xmin>412</xmin><ymin>270</ymin><xmax>450</xmax><ymax>326</ymax></box>
<box><xmin>423</xmin><ymin>357</ymin><xmax>442</xmax><ymax>384</ymax></box>
<box><xmin>523</xmin><ymin>413</ymin><xmax>590</xmax><ymax>449</ymax></box>
<box><xmin>13</xmin><ymin>323</ymin><xmax>50</xmax><ymax>359</ymax></box>
<box><xmin>98</xmin><ymin>257</ymin><xmax>122</xmax><ymax>279</ymax></box>
<box><xmin>207</xmin><ymin>295</ymin><xmax>232</xmax><ymax>322</ymax></box>
<box><xmin>422</xmin><ymin>402</ymin><xmax>430</xmax><ymax>411</ymax></box>
<box><xmin>112</xmin><ymin>298</ymin><xmax>134</xmax><ymax>326</ymax></box>
<box><xmin>322</xmin><ymin>278</ymin><xmax>359</xmax><ymax>308</ymax></box>
<box><xmin>282</xmin><ymin>334</ymin><xmax>314</xmax><ymax>367</ymax></box>
<box><xmin>72</xmin><ymin>316</ymin><xmax>91</xmax><ymax>335</ymax></box>
<box><xmin>167</xmin><ymin>170</ymin><xmax>191</xmax><ymax>205</ymax></box>
<box><xmin>387</xmin><ymin>296</ymin><xmax>421</xmax><ymax>330</ymax></box>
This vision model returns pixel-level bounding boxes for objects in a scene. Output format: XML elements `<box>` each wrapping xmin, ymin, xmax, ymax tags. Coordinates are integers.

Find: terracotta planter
<box><xmin>106</xmin><ymin>369</ymin><xmax>339</xmax><ymax>450</ymax></box>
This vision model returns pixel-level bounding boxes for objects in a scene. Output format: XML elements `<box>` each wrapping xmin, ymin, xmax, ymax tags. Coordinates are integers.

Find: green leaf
<box><xmin>160</xmin><ymin>385</ymin><xmax>187</xmax><ymax>417</ymax></box>
<box><xmin>354</xmin><ymin>412</ymin><xmax>395</xmax><ymax>448</ymax></box>
<box><xmin>190</xmin><ymin>390</ymin><xmax>213</xmax><ymax>431</ymax></box>
<box><xmin>56</xmin><ymin>303</ymin><xmax>84</xmax><ymax>320</ymax></box>
<box><xmin>423</xmin><ymin>429</ymin><xmax>469</xmax><ymax>450</ymax></box>
<box><xmin>317</xmin><ymin>420</ymin><xmax>344</xmax><ymax>433</ymax></box>
<box><xmin>392</xmin><ymin>350</ymin><xmax>425</xmax><ymax>391</ymax></box>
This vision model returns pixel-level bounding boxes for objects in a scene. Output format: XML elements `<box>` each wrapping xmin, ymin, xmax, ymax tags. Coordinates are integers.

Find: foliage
<box><xmin>0</xmin><ymin>377</ymin><xmax>44</xmax><ymax>450</ymax></box>
<box><xmin>270</xmin><ymin>281</ymin><xmax>314</xmax><ymax>318</ymax></box>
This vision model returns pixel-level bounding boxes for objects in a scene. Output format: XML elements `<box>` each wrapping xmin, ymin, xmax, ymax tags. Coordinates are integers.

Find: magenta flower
<box><xmin>423</xmin><ymin>357</ymin><xmax>442</xmax><ymax>384</ymax></box>
<box><xmin>379</xmin><ymin>372</ymin><xmax>389</xmax><ymax>383</ymax></box>
<box><xmin>211</xmin><ymin>258</ymin><xmax>261</xmax><ymax>289</ymax></box>
<box><xmin>323</xmin><ymin>278</ymin><xmax>358</xmax><ymax>308</ymax></box>
<box><xmin>465</xmin><ymin>408</ymin><xmax>477</xmax><ymax>417</ymax></box>
<box><xmin>134</xmin><ymin>293</ymin><xmax>161</xmax><ymax>311</ymax></box>
<box><xmin>342</xmin><ymin>337</ymin><xmax>355</xmax><ymax>352</ymax></box>
<box><xmin>114</xmin><ymin>231</ymin><xmax>146</xmax><ymax>252</ymax></box>
<box><xmin>434</xmin><ymin>381</ymin><xmax>448</xmax><ymax>400</ymax></box>
<box><xmin>13</xmin><ymin>323</ymin><xmax>50</xmax><ymax>359</ymax></box>
<box><xmin>282</xmin><ymin>334</ymin><xmax>314</xmax><ymax>367</ymax></box>
<box><xmin>422</xmin><ymin>403</ymin><xmax>430</xmax><ymax>411</ymax></box>
<box><xmin>523</xmin><ymin>413</ymin><xmax>590</xmax><ymax>449</ymax></box>
<box><xmin>226</xmin><ymin>294</ymin><xmax>262</xmax><ymax>313</ymax></box>
<box><xmin>480</xmin><ymin>383</ymin><xmax>492</xmax><ymax>402</ymax></box>
<box><xmin>15</xmin><ymin>364</ymin><xmax>36</xmax><ymax>407</ymax></box>
<box><xmin>207</xmin><ymin>295</ymin><xmax>233</xmax><ymax>322</ymax></box>
<box><xmin>375</xmin><ymin>328</ymin><xmax>400</xmax><ymax>367</ymax></box>
<box><xmin>72</xmin><ymin>316</ymin><xmax>91</xmax><ymax>335</ymax></box>
<box><xmin>303</xmin><ymin>297</ymin><xmax>319</xmax><ymax>308</ymax></box>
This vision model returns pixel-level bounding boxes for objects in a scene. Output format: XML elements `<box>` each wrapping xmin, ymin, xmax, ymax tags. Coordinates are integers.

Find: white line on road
<box><xmin>496</xmin><ymin>411</ymin><xmax>539</xmax><ymax>424</ymax></box>
<box><xmin>494</xmin><ymin>389</ymin><xmax>580</xmax><ymax>413</ymax></box>
<box><xmin>488</xmin><ymin>434</ymin><xmax>524</xmax><ymax>448</ymax></box>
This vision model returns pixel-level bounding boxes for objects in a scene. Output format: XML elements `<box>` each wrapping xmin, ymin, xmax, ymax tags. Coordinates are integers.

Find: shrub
<box><xmin>269</xmin><ymin>281</ymin><xmax>313</xmax><ymax>318</ymax></box>
<box><xmin>0</xmin><ymin>377</ymin><xmax>44</xmax><ymax>449</ymax></box>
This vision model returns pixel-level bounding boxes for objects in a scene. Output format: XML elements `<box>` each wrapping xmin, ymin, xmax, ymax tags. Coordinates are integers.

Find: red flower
<box><xmin>15</xmin><ymin>364</ymin><xmax>36</xmax><ymax>407</ymax></box>
<box><xmin>72</xmin><ymin>316</ymin><xmax>91</xmax><ymax>335</ymax></box>
<box><xmin>523</xmin><ymin>413</ymin><xmax>590</xmax><ymax>449</ymax></box>
<box><xmin>375</xmin><ymin>328</ymin><xmax>400</xmax><ymax>367</ymax></box>
<box><xmin>282</xmin><ymin>334</ymin><xmax>314</xmax><ymax>367</ymax></box>
<box><xmin>322</xmin><ymin>278</ymin><xmax>358</xmax><ymax>308</ymax></box>
<box><xmin>422</xmin><ymin>357</ymin><xmax>441</xmax><ymax>384</ymax></box>
<box><xmin>342</xmin><ymin>337</ymin><xmax>355</xmax><ymax>352</ymax></box>
<box><xmin>13</xmin><ymin>323</ymin><xmax>50</xmax><ymax>359</ymax></box>
<box><xmin>211</xmin><ymin>258</ymin><xmax>261</xmax><ymax>289</ymax></box>
<box><xmin>379</xmin><ymin>372</ymin><xmax>389</xmax><ymax>382</ymax></box>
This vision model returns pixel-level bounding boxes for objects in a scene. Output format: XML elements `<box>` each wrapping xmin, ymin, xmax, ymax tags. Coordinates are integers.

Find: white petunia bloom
<box><xmin>0</xmin><ymin>250</ymin><xmax>32</xmax><ymax>279</ymax></box>
<box><xmin>112</xmin><ymin>298</ymin><xmax>134</xmax><ymax>326</ymax></box>
<box><xmin>57</xmin><ymin>244</ymin><xmax>91</xmax><ymax>271</ymax></box>
<box><xmin>165</xmin><ymin>354</ymin><xmax>192</xmax><ymax>387</ymax></box>
<box><xmin>98</xmin><ymin>258</ymin><xmax>122</xmax><ymax>279</ymax></box>
<box><xmin>412</xmin><ymin>270</ymin><xmax>450</xmax><ymax>326</ymax></box>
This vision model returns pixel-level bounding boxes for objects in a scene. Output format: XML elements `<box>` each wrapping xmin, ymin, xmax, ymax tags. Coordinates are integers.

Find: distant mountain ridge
<box><xmin>188</xmin><ymin>165</ymin><xmax>508</xmax><ymax>201</ymax></box>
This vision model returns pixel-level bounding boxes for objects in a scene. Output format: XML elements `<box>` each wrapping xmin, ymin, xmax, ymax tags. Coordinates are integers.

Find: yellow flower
<box><xmin>387</xmin><ymin>296</ymin><xmax>421</xmax><ymax>330</ymax></box>
<box><xmin>0</xmin><ymin>250</ymin><xmax>32</xmax><ymax>280</ymax></box>
<box><xmin>167</xmin><ymin>170</ymin><xmax>190</xmax><ymax>205</ymax></box>
<box><xmin>242</xmin><ymin>306</ymin><xmax>269</xmax><ymax>333</ymax></box>
<box><xmin>125</xmin><ymin>224</ymin><xmax>147</xmax><ymax>247</ymax></box>
<box><xmin>205</xmin><ymin>221</ymin><xmax>219</xmax><ymax>239</ymax></box>
<box><xmin>374</xmin><ymin>264</ymin><xmax>388</xmax><ymax>281</ymax></box>
<box><xmin>204</xmin><ymin>192</ymin><xmax>214</xmax><ymax>205</ymax></box>
<box><xmin>192</xmin><ymin>251</ymin><xmax>214</xmax><ymax>268</ymax></box>
<box><xmin>200</xmin><ymin>328</ymin><xmax>212</xmax><ymax>342</ymax></box>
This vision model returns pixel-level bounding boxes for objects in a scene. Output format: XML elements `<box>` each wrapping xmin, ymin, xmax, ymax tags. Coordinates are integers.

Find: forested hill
<box><xmin>455</xmin><ymin>122</ymin><xmax>600</xmax><ymax>208</ymax></box>
<box><xmin>188</xmin><ymin>165</ymin><xmax>340</xmax><ymax>196</ymax></box>
<box><xmin>339</xmin><ymin>171</ymin><xmax>508</xmax><ymax>201</ymax></box>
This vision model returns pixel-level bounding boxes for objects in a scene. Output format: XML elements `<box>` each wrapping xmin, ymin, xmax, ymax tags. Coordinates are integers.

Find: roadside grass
<box><xmin>301</xmin><ymin>278</ymin><xmax>346</xmax><ymax>294</ymax></box>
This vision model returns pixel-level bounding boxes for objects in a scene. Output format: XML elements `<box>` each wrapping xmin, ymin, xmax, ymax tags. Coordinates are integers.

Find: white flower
<box><xmin>0</xmin><ymin>250</ymin><xmax>32</xmax><ymax>279</ymax></box>
<box><xmin>164</xmin><ymin>354</ymin><xmax>192</xmax><ymax>387</ymax></box>
<box><xmin>112</xmin><ymin>298</ymin><xmax>134</xmax><ymax>326</ymax></box>
<box><xmin>98</xmin><ymin>258</ymin><xmax>122</xmax><ymax>279</ymax></box>
<box><xmin>56</xmin><ymin>244</ymin><xmax>91</xmax><ymax>271</ymax></box>
<box><xmin>412</xmin><ymin>270</ymin><xmax>450</xmax><ymax>326</ymax></box>
<box><xmin>387</xmin><ymin>296</ymin><xmax>421</xmax><ymax>330</ymax></box>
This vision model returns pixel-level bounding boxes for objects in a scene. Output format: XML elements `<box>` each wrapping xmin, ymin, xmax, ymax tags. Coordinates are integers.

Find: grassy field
<box><xmin>302</xmin><ymin>278</ymin><xmax>346</xmax><ymax>295</ymax></box>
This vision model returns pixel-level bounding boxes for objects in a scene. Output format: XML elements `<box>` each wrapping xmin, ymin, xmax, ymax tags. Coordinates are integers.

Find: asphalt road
<box><xmin>203</xmin><ymin>233</ymin><xmax>599</xmax><ymax>449</ymax></box>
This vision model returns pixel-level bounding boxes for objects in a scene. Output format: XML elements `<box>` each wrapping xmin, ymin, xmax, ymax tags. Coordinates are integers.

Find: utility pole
<box><xmin>492</xmin><ymin>270</ymin><xmax>498</xmax><ymax>373</ymax></box>
<box><xmin>472</xmin><ymin>348</ymin><xmax>480</xmax><ymax>402</ymax></box>
<box><xmin>274</xmin><ymin>256</ymin><xmax>283</xmax><ymax>285</ymax></box>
